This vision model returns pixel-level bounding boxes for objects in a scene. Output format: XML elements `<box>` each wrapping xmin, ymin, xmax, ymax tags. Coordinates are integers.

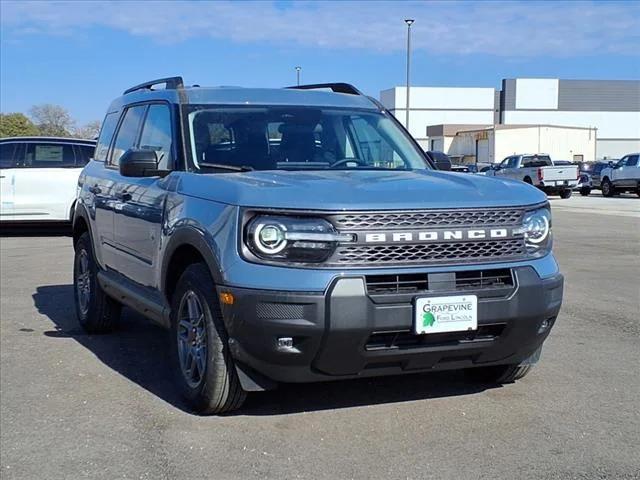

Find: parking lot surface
<box><xmin>1</xmin><ymin>196</ymin><xmax>639</xmax><ymax>480</ymax></box>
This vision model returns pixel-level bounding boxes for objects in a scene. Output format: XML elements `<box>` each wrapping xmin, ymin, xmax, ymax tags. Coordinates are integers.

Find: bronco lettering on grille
<box><xmin>363</xmin><ymin>228</ymin><xmax>510</xmax><ymax>244</ymax></box>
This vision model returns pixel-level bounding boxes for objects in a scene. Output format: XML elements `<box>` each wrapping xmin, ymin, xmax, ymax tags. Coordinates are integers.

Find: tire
<box><xmin>602</xmin><ymin>178</ymin><xmax>615</xmax><ymax>197</ymax></box>
<box><xmin>559</xmin><ymin>189</ymin><xmax>572</xmax><ymax>199</ymax></box>
<box><xmin>523</xmin><ymin>177</ymin><xmax>533</xmax><ymax>185</ymax></box>
<box><xmin>170</xmin><ymin>263</ymin><xmax>246</xmax><ymax>414</ymax></box>
<box><xmin>465</xmin><ymin>363</ymin><xmax>533</xmax><ymax>384</ymax></box>
<box><xmin>579</xmin><ymin>187</ymin><xmax>591</xmax><ymax>196</ymax></box>
<box><xmin>73</xmin><ymin>232</ymin><xmax>121</xmax><ymax>333</ymax></box>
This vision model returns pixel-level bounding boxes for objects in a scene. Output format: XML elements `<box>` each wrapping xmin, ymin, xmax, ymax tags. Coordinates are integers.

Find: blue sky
<box><xmin>1</xmin><ymin>0</ymin><xmax>639</xmax><ymax>124</ymax></box>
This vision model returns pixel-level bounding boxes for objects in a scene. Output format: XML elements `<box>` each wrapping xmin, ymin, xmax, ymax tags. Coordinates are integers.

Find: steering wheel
<box><xmin>330</xmin><ymin>158</ymin><xmax>368</xmax><ymax>168</ymax></box>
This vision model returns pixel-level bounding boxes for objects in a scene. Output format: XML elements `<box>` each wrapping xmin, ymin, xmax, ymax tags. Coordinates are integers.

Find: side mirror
<box><xmin>119</xmin><ymin>149</ymin><xmax>159</xmax><ymax>177</ymax></box>
<box><xmin>434</xmin><ymin>158</ymin><xmax>452</xmax><ymax>171</ymax></box>
<box><xmin>608</xmin><ymin>161</ymin><xmax>614</xmax><ymax>167</ymax></box>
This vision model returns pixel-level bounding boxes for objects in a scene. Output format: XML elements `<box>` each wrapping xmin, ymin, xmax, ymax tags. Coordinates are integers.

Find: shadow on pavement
<box><xmin>1</xmin><ymin>223</ymin><xmax>72</xmax><ymax>237</ymax></box>
<box><xmin>33</xmin><ymin>284</ymin><xmax>496</xmax><ymax>416</ymax></box>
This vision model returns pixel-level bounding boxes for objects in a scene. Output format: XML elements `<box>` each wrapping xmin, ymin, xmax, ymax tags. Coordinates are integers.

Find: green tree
<box><xmin>0</xmin><ymin>113</ymin><xmax>40</xmax><ymax>138</ymax></box>
<box><xmin>29</xmin><ymin>104</ymin><xmax>75</xmax><ymax>137</ymax></box>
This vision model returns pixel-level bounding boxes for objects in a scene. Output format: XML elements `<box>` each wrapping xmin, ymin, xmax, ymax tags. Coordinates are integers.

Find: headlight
<box><xmin>246</xmin><ymin>215</ymin><xmax>352</xmax><ymax>263</ymax></box>
<box><xmin>520</xmin><ymin>207</ymin><xmax>552</xmax><ymax>254</ymax></box>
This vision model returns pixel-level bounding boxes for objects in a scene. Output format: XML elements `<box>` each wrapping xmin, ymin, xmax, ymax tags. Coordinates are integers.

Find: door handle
<box><xmin>115</xmin><ymin>191</ymin><xmax>132</xmax><ymax>202</ymax></box>
<box><xmin>88</xmin><ymin>185</ymin><xmax>101</xmax><ymax>195</ymax></box>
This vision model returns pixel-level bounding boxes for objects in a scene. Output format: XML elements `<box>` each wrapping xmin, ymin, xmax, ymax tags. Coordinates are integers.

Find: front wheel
<box><xmin>170</xmin><ymin>263</ymin><xmax>246</xmax><ymax>414</ymax></box>
<box><xmin>559</xmin><ymin>189</ymin><xmax>572</xmax><ymax>199</ymax></box>
<box><xmin>580</xmin><ymin>187</ymin><xmax>591</xmax><ymax>196</ymax></box>
<box><xmin>602</xmin><ymin>179</ymin><xmax>615</xmax><ymax>197</ymax></box>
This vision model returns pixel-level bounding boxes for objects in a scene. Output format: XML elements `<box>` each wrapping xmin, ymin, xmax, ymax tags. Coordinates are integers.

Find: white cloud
<box><xmin>1</xmin><ymin>0</ymin><xmax>639</xmax><ymax>57</ymax></box>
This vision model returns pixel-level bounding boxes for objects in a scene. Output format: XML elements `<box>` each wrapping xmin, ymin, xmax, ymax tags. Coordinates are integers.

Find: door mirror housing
<box><xmin>119</xmin><ymin>149</ymin><xmax>162</xmax><ymax>177</ymax></box>
<box><xmin>433</xmin><ymin>157</ymin><xmax>452</xmax><ymax>171</ymax></box>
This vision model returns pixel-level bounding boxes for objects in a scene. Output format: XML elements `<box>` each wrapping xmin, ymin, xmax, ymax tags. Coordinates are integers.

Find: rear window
<box><xmin>95</xmin><ymin>112</ymin><xmax>120</xmax><ymax>161</ymax></box>
<box><xmin>523</xmin><ymin>155</ymin><xmax>552</xmax><ymax>167</ymax></box>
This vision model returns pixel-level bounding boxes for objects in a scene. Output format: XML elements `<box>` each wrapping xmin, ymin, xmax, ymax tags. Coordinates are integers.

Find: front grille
<box><xmin>330</xmin><ymin>209</ymin><xmax>523</xmax><ymax>230</ymax></box>
<box><xmin>331</xmin><ymin>239</ymin><xmax>526</xmax><ymax>266</ymax></box>
<box><xmin>365</xmin><ymin>268</ymin><xmax>513</xmax><ymax>295</ymax></box>
<box><xmin>365</xmin><ymin>324</ymin><xmax>506</xmax><ymax>351</ymax></box>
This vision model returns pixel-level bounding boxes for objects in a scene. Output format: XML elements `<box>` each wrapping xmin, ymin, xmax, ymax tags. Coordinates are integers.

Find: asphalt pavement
<box><xmin>1</xmin><ymin>195</ymin><xmax>639</xmax><ymax>480</ymax></box>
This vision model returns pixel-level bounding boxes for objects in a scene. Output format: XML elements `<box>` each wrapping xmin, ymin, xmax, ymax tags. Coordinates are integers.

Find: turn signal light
<box><xmin>219</xmin><ymin>292</ymin><xmax>235</xmax><ymax>305</ymax></box>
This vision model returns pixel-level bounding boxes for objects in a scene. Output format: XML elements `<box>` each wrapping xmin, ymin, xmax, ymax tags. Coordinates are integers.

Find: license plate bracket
<box><xmin>414</xmin><ymin>295</ymin><xmax>478</xmax><ymax>335</ymax></box>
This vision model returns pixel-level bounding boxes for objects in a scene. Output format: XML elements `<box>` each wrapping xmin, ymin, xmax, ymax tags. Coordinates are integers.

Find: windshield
<box><xmin>187</xmin><ymin>106</ymin><xmax>429</xmax><ymax>172</ymax></box>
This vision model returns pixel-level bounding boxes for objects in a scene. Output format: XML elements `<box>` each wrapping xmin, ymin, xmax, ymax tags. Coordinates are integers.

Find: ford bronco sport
<box><xmin>73</xmin><ymin>77</ymin><xmax>564</xmax><ymax>414</ymax></box>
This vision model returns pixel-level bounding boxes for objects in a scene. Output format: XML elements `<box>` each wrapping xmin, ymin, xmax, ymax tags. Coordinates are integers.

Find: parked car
<box><xmin>575</xmin><ymin>172</ymin><xmax>593</xmax><ymax>196</ymax></box>
<box><xmin>73</xmin><ymin>77</ymin><xmax>564</xmax><ymax>414</ymax></box>
<box><xmin>0</xmin><ymin>137</ymin><xmax>96</xmax><ymax>223</ymax></box>
<box><xmin>585</xmin><ymin>161</ymin><xmax>610</xmax><ymax>191</ymax></box>
<box><xmin>485</xmin><ymin>154</ymin><xmax>578</xmax><ymax>198</ymax></box>
<box><xmin>599</xmin><ymin>153</ymin><xmax>640</xmax><ymax>197</ymax></box>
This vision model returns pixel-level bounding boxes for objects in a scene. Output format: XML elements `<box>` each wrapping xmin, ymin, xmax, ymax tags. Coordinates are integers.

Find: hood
<box><xmin>177</xmin><ymin>169</ymin><xmax>547</xmax><ymax>210</ymax></box>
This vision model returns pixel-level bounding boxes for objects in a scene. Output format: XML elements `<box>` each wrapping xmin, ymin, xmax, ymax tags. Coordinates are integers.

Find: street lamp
<box><xmin>404</xmin><ymin>19</ymin><xmax>414</xmax><ymax>131</ymax></box>
<box><xmin>295</xmin><ymin>66</ymin><xmax>301</xmax><ymax>86</ymax></box>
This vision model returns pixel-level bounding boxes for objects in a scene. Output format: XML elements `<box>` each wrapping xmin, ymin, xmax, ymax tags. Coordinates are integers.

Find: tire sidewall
<box><xmin>170</xmin><ymin>265</ymin><xmax>228</xmax><ymax>407</ymax></box>
<box><xmin>73</xmin><ymin>235</ymin><xmax>98</xmax><ymax>328</ymax></box>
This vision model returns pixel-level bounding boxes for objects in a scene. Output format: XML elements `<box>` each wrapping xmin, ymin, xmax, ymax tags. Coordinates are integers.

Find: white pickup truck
<box><xmin>599</xmin><ymin>153</ymin><xmax>640</xmax><ymax>197</ymax></box>
<box><xmin>486</xmin><ymin>154</ymin><xmax>578</xmax><ymax>198</ymax></box>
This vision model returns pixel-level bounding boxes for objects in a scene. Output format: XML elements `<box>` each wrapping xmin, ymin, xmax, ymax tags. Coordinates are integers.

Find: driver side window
<box><xmin>109</xmin><ymin>105</ymin><xmax>146</xmax><ymax>167</ymax></box>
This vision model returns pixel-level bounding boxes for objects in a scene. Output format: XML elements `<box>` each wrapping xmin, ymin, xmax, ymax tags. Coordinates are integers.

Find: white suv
<box><xmin>599</xmin><ymin>153</ymin><xmax>640</xmax><ymax>197</ymax></box>
<box><xmin>0</xmin><ymin>137</ymin><xmax>96</xmax><ymax>222</ymax></box>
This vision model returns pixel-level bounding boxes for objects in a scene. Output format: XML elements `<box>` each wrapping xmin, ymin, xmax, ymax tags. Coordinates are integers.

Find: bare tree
<box><xmin>29</xmin><ymin>104</ymin><xmax>75</xmax><ymax>137</ymax></box>
<box><xmin>73</xmin><ymin>120</ymin><xmax>101</xmax><ymax>140</ymax></box>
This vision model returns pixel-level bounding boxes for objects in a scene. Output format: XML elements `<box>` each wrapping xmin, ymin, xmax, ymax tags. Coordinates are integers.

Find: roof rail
<box><xmin>287</xmin><ymin>83</ymin><xmax>365</xmax><ymax>96</ymax></box>
<box><xmin>123</xmin><ymin>76</ymin><xmax>184</xmax><ymax>95</ymax></box>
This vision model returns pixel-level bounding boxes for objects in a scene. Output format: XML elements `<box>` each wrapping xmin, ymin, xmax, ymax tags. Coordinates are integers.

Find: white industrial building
<box><xmin>380</xmin><ymin>78</ymin><xmax>640</xmax><ymax>162</ymax></box>
<box><xmin>427</xmin><ymin>124</ymin><xmax>597</xmax><ymax>164</ymax></box>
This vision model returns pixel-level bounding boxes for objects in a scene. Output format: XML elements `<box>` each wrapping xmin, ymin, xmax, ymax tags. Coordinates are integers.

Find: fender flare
<box><xmin>160</xmin><ymin>226</ymin><xmax>225</xmax><ymax>295</ymax></box>
<box><xmin>72</xmin><ymin>202</ymin><xmax>94</xmax><ymax>247</ymax></box>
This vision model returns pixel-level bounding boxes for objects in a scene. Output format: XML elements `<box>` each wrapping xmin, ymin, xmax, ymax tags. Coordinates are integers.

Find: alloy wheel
<box><xmin>177</xmin><ymin>291</ymin><xmax>208</xmax><ymax>388</ymax></box>
<box><xmin>76</xmin><ymin>250</ymin><xmax>91</xmax><ymax>316</ymax></box>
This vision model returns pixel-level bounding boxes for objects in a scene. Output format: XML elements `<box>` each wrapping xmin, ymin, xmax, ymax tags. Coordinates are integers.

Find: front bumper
<box><xmin>219</xmin><ymin>266</ymin><xmax>563</xmax><ymax>384</ymax></box>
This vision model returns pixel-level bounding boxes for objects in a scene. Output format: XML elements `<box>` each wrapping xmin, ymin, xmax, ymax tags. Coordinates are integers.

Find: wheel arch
<box><xmin>161</xmin><ymin>227</ymin><xmax>224</xmax><ymax>304</ymax></box>
<box><xmin>72</xmin><ymin>203</ymin><xmax>91</xmax><ymax>248</ymax></box>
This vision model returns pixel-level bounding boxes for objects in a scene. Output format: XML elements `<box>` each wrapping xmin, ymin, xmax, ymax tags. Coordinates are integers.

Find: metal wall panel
<box><xmin>558</xmin><ymin>80</ymin><xmax>640</xmax><ymax>112</ymax></box>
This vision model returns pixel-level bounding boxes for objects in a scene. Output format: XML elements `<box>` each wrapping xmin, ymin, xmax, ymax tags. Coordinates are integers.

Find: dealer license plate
<box><xmin>414</xmin><ymin>295</ymin><xmax>478</xmax><ymax>335</ymax></box>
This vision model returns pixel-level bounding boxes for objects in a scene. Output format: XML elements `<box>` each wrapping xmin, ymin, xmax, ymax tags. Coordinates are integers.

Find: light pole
<box><xmin>295</xmin><ymin>66</ymin><xmax>301</xmax><ymax>86</ymax></box>
<box><xmin>404</xmin><ymin>19</ymin><xmax>414</xmax><ymax>132</ymax></box>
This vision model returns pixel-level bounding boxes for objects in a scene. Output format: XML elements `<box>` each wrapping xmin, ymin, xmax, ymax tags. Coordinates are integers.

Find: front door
<box><xmin>112</xmin><ymin>103</ymin><xmax>174</xmax><ymax>287</ymax></box>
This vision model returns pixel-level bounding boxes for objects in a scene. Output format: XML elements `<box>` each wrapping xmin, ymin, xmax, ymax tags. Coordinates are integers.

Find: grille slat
<box><xmin>330</xmin><ymin>209</ymin><xmax>523</xmax><ymax>230</ymax></box>
<box><xmin>365</xmin><ymin>268</ymin><xmax>513</xmax><ymax>295</ymax></box>
<box><xmin>332</xmin><ymin>239</ymin><xmax>526</xmax><ymax>266</ymax></box>
<box><xmin>366</xmin><ymin>324</ymin><xmax>506</xmax><ymax>351</ymax></box>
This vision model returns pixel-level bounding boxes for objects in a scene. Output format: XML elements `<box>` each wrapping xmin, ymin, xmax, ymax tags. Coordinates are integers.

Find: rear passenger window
<box><xmin>139</xmin><ymin>104</ymin><xmax>173</xmax><ymax>169</ymax></box>
<box><xmin>18</xmin><ymin>143</ymin><xmax>76</xmax><ymax>168</ymax></box>
<box><xmin>0</xmin><ymin>143</ymin><xmax>17</xmax><ymax>169</ymax></box>
<box><xmin>109</xmin><ymin>105</ymin><xmax>146</xmax><ymax>166</ymax></box>
<box><xmin>75</xmin><ymin>144</ymin><xmax>96</xmax><ymax>165</ymax></box>
<box><xmin>95</xmin><ymin>112</ymin><xmax>120</xmax><ymax>161</ymax></box>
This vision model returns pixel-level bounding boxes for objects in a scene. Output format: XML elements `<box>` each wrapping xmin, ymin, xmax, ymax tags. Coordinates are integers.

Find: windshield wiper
<box><xmin>199</xmin><ymin>162</ymin><xmax>254</xmax><ymax>172</ymax></box>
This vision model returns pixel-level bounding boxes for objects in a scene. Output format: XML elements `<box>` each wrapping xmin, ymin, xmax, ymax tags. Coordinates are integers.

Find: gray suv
<box><xmin>73</xmin><ymin>77</ymin><xmax>564</xmax><ymax>414</ymax></box>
